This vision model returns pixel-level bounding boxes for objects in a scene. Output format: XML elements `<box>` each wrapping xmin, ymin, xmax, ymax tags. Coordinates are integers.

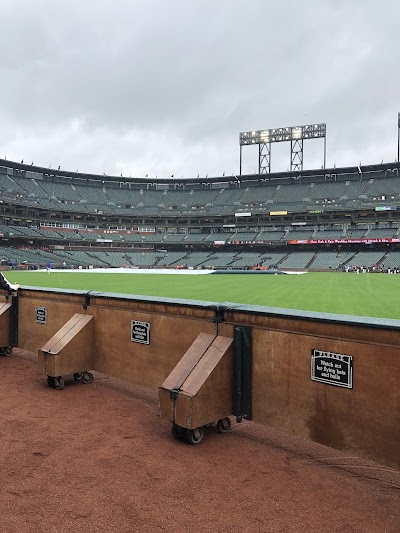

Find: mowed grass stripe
<box><xmin>3</xmin><ymin>271</ymin><xmax>400</xmax><ymax>320</ymax></box>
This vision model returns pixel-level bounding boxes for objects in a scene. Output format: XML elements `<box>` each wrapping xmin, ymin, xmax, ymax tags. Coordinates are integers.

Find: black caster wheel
<box><xmin>54</xmin><ymin>376</ymin><xmax>65</xmax><ymax>390</ymax></box>
<box><xmin>5</xmin><ymin>347</ymin><xmax>12</xmax><ymax>356</ymax></box>
<box><xmin>187</xmin><ymin>427</ymin><xmax>204</xmax><ymax>445</ymax></box>
<box><xmin>47</xmin><ymin>376</ymin><xmax>55</xmax><ymax>388</ymax></box>
<box><xmin>0</xmin><ymin>348</ymin><xmax>4</xmax><ymax>356</ymax></box>
<box><xmin>82</xmin><ymin>371</ymin><xmax>93</xmax><ymax>384</ymax></box>
<box><xmin>216</xmin><ymin>417</ymin><xmax>231</xmax><ymax>434</ymax></box>
<box><xmin>74</xmin><ymin>372</ymin><xmax>84</xmax><ymax>381</ymax></box>
<box><xmin>171</xmin><ymin>424</ymin><xmax>187</xmax><ymax>440</ymax></box>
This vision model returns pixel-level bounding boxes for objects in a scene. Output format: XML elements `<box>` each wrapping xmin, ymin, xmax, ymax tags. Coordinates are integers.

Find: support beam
<box><xmin>259</xmin><ymin>142</ymin><xmax>271</xmax><ymax>174</ymax></box>
<box><xmin>291</xmin><ymin>139</ymin><xmax>304</xmax><ymax>172</ymax></box>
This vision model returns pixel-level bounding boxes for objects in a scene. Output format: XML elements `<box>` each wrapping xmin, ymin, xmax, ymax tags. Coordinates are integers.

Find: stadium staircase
<box><xmin>305</xmin><ymin>251</ymin><xmax>318</xmax><ymax>268</ymax></box>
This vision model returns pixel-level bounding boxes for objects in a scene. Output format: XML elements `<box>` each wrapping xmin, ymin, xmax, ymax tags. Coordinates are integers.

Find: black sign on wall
<box><xmin>35</xmin><ymin>306</ymin><xmax>47</xmax><ymax>324</ymax></box>
<box><xmin>131</xmin><ymin>320</ymin><xmax>150</xmax><ymax>345</ymax></box>
<box><xmin>311</xmin><ymin>349</ymin><xmax>353</xmax><ymax>389</ymax></box>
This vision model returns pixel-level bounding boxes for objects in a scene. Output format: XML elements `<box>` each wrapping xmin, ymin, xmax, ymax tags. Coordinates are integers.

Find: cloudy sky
<box><xmin>0</xmin><ymin>0</ymin><xmax>399</xmax><ymax>179</ymax></box>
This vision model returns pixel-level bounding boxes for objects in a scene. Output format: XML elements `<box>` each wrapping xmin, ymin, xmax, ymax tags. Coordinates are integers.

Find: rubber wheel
<box><xmin>54</xmin><ymin>376</ymin><xmax>65</xmax><ymax>390</ymax></box>
<box><xmin>171</xmin><ymin>424</ymin><xmax>187</xmax><ymax>440</ymax></box>
<box><xmin>47</xmin><ymin>376</ymin><xmax>55</xmax><ymax>387</ymax></box>
<box><xmin>74</xmin><ymin>372</ymin><xmax>84</xmax><ymax>381</ymax></box>
<box><xmin>216</xmin><ymin>417</ymin><xmax>232</xmax><ymax>434</ymax></box>
<box><xmin>0</xmin><ymin>348</ymin><xmax>4</xmax><ymax>355</ymax></box>
<box><xmin>5</xmin><ymin>347</ymin><xmax>12</xmax><ymax>356</ymax></box>
<box><xmin>187</xmin><ymin>428</ymin><xmax>204</xmax><ymax>445</ymax></box>
<box><xmin>82</xmin><ymin>371</ymin><xmax>93</xmax><ymax>384</ymax></box>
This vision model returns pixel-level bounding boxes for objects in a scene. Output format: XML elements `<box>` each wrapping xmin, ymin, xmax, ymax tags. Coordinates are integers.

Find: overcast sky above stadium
<box><xmin>0</xmin><ymin>0</ymin><xmax>399</xmax><ymax>179</ymax></box>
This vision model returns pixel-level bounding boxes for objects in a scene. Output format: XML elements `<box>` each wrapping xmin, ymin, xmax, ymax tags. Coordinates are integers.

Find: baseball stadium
<box><xmin>1</xmin><ymin>126</ymin><xmax>399</xmax><ymax>531</ymax></box>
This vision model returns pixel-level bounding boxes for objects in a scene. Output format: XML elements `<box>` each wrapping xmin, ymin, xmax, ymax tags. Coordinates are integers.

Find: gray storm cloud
<box><xmin>0</xmin><ymin>0</ymin><xmax>399</xmax><ymax>178</ymax></box>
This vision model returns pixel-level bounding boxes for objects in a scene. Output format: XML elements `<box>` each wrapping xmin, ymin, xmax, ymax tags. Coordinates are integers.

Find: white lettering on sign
<box><xmin>131</xmin><ymin>320</ymin><xmax>150</xmax><ymax>345</ymax></box>
<box><xmin>311</xmin><ymin>349</ymin><xmax>353</xmax><ymax>389</ymax></box>
<box><xmin>35</xmin><ymin>306</ymin><xmax>47</xmax><ymax>324</ymax></box>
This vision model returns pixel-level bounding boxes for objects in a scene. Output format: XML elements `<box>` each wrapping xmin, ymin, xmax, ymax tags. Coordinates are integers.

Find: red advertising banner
<box><xmin>288</xmin><ymin>238</ymin><xmax>400</xmax><ymax>245</ymax></box>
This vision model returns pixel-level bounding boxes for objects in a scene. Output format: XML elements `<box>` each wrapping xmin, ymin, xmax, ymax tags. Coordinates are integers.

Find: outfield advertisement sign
<box><xmin>288</xmin><ymin>238</ymin><xmax>400</xmax><ymax>245</ymax></box>
<box><xmin>215</xmin><ymin>240</ymin><xmax>266</xmax><ymax>245</ymax></box>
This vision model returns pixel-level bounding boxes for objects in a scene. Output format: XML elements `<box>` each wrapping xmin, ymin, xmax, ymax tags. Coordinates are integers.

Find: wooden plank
<box><xmin>0</xmin><ymin>302</ymin><xmax>12</xmax><ymax>315</ymax></box>
<box><xmin>161</xmin><ymin>332</ymin><xmax>216</xmax><ymax>391</ymax></box>
<box><xmin>158</xmin><ymin>387</ymin><xmax>174</xmax><ymax>422</ymax></box>
<box><xmin>18</xmin><ymin>297</ymin><xmax>86</xmax><ymax>353</ymax></box>
<box><xmin>158</xmin><ymin>333</ymin><xmax>216</xmax><ymax>422</ymax></box>
<box><xmin>190</xmin><ymin>352</ymin><xmax>233</xmax><ymax>427</ymax></box>
<box><xmin>39</xmin><ymin>317</ymin><xmax>94</xmax><ymax>376</ymax></box>
<box><xmin>174</xmin><ymin>342</ymin><xmax>233</xmax><ymax>429</ymax></box>
<box><xmin>0</xmin><ymin>302</ymin><xmax>11</xmax><ymax>346</ymax></box>
<box><xmin>174</xmin><ymin>393</ymin><xmax>192</xmax><ymax>428</ymax></box>
<box><xmin>180</xmin><ymin>335</ymin><xmax>233</xmax><ymax>396</ymax></box>
<box><xmin>92</xmin><ymin>308</ymin><xmax>217</xmax><ymax>389</ymax></box>
<box><xmin>41</xmin><ymin>314</ymin><xmax>93</xmax><ymax>354</ymax></box>
<box><xmin>251</xmin><ymin>327</ymin><xmax>400</xmax><ymax>469</ymax></box>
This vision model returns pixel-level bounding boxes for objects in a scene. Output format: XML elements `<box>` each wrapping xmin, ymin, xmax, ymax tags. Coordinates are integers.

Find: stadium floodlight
<box><xmin>398</xmin><ymin>112</ymin><xmax>400</xmax><ymax>163</ymax></box>
<box><xmin>239</xmin><ymin>122</ymin><xmax>326</xmax><ymax>174</ymax></box>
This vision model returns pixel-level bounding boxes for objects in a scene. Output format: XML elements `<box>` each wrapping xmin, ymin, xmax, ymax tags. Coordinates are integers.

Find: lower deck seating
<box><xmin>383</xmin><ymin>251</ymin><xmax>400</xmax><ymax>268</ymax></box>
<box><xmin>279</xmin><ymin>251</ymin><xmax>315</xmax><ymax>269</ymax></box>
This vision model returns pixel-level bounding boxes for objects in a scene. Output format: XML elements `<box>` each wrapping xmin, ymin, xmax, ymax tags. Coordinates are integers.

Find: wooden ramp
<box><xmin>38</xmin><ymin>313</ymin><xmax>94</xmax><ymax>389</ymax></box>
<box><xmin>159</xmin><ymin>333</ymin><xmax>233</xmax><ymax>442</ymax></box>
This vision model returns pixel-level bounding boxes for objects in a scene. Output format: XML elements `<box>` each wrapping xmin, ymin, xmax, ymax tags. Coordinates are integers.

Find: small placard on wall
<box><xmin>311</xmin><ymin>349</ymin><xmax>353</xmax><ymax>389</ymax></box>
<box><xmin>131</xmin><ymin>320</ymin><xmax>150</xmax><ymax>345</ymax></box>
<box><xmin>35</xmin><ymin>306</ymin><xmax>47</xmax><ymax>324</ymax></box>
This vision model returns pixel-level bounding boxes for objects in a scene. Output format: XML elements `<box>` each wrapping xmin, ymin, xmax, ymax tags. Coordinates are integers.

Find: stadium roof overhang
<box><xmin>1</xmin><ymin>158</ymin><xmax>399</xmax><ymax>188</ymax></box>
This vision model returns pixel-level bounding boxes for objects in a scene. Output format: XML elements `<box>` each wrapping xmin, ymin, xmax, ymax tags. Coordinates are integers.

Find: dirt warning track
<box><xmin>1</xmin><ymin>349</ymin><xmax>399</xmax><ymax>533</ymax></box>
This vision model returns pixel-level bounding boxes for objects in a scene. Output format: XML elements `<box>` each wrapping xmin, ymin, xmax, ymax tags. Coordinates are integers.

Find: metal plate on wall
<box><xmin>311</xmin><ymin>349</ymin><xmax>353</xmax><ymax>389</ymax></box>
<box><xmin>35</xmin><ymin>306</ymin><xmax>47</xmax><ymax>324</ymax></box>
<box><xmin>131</xmin><ymin>320</ymin><xmax>150</xmax><ymax>345</ymax></box>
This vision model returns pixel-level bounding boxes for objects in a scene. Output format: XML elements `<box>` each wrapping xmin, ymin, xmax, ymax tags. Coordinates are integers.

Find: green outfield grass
<box><xmin>2</xmin><ymin>270</ymin><xmax>400</xmax><ymax>320</ymax></box>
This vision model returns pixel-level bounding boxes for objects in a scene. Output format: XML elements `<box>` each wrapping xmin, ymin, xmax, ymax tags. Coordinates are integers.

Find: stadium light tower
<box><xmin>398</xmin><ymin>112</ymin><xmax>400</xmax><ymax>162</ymax></box>
<box><xmin>239</xmin><ymin>123</ymin><xmax>326</xmax><ymax>174</ymax></box>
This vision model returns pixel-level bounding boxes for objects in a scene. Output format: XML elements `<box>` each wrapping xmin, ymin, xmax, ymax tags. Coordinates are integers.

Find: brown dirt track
<box><xmin>1</xmin><ymin>349</ymin><xmax>399</xmax><ymax>533</ymax></box>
